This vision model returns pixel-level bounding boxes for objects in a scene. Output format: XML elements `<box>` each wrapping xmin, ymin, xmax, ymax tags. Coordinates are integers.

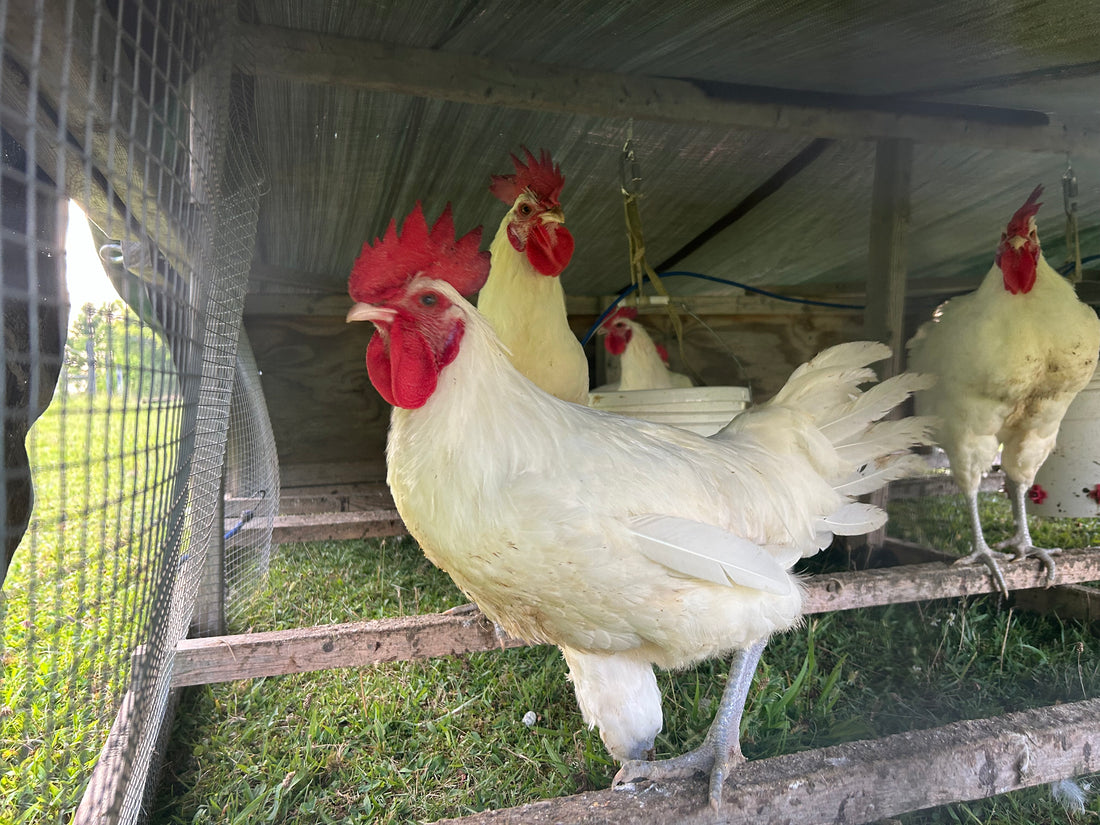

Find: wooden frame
<box><xmin>429</xmin><ymin>697</ymin><xmax>1100</xmax><ymax>824</ymax></box>
<box><xmin>171</xmin><ymin>545</ymin><xmax>1100</xmax><ymax>687</ymax></box>
<box><xmin>237</xmin><ymin>24</ymin><xmax>1100</xmax><ymax>156</ymax></box>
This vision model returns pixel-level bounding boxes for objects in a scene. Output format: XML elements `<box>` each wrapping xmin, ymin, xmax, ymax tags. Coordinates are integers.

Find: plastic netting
<box><xmin>0</xmin><ymin>2</ymin><xmax>269</xmax><ymax>822</ymax></box>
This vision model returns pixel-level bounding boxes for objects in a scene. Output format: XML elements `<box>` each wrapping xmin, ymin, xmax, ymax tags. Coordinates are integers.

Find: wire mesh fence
<box><xmin>1</xmin><ymin>1</ymin><xmax>269</xmax><ymax>822</ymax></box>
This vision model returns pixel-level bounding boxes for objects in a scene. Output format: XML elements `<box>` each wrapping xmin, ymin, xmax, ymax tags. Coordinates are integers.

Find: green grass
<box><xmin>152</xmin><ymin>500</ymin><xmax>1100</xmax><ymax>824</ymax></box>
<box><xmin>2</xmin><ymin>394</ymin><xmax>185</xmax><ymax>824</ymax></box>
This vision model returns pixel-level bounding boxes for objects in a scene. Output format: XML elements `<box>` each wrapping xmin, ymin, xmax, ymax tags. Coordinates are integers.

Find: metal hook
<box><xmin>98</xmin><ymin>242</ymin><xmax>125</xmax><ymax>266</ymax></box>
<box><xmin>1062</xmin><ymin>162</ymin><xmax>1078</xmax><ymax>217</ymax></box>
<box><xmin>620</xmin><ymin>131</ymin><xmax>642</xmax><ymax>196</ymax></box>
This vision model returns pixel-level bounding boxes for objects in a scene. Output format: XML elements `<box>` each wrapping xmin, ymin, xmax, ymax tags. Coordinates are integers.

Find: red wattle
<box><xmin>998</xmin><ymin>244</ymin><xmax>1038</xmax><ymax>295</ymax></box>
<box><xmin>365</xmin><ymin>320</ymin><xmax>439</xmax><ymax>409</ymax></box>
<box><xmin>526</xmin><ymin>223</ymin><xmax>574</xmax><ymax>277</ymax></box>
<box><xmin>605</xmin><ymin>330</ymin><xmax>630</xmax><ymax>355</ymax></box>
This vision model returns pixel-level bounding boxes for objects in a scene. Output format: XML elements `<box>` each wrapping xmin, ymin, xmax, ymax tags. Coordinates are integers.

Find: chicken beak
<box><xmin>542</xmin><ymin>207</ymin><xmax>565</xmax><ymax>225</ymax></box>
<box><xmin>346</xmin><ymin>303</ymin><xmax>397</xmax><ymax>324</ymax></box>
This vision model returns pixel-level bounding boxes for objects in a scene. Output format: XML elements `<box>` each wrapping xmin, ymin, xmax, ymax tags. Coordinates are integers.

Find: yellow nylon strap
<box><xmin>622</xmin><ymin>190</ymin><xmax>688</xmax><ymax>365</ymax></box>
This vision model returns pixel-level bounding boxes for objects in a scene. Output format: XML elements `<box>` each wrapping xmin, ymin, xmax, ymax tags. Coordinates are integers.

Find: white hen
<box><xmin>597</xmin><ymin>306</ymin><xmax>694</xmax><ymax>391</ymax></box>
<box><xmin>348</xmin><ymin>203</ymin><xmax>933</xmax><ymax>809</ymax></box>
<box><xmin>476</xmin><ymin>147</ymin><xmax>589</xmax><ymax>404</ymax></box>
<box><xmin>908</xmin><ymin>185</ymin><xmax>1100</xmax><ymax>594</ymax></box>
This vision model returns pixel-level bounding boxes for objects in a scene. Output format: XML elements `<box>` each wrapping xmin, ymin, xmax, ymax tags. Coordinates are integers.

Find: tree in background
<box><xmin>63</xmin><ymin>300</ymin><xmax>176</xmax><ymax>401</ymax></box>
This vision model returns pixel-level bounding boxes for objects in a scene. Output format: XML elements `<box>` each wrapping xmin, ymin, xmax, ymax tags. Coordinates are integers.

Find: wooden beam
<box><xmin>171</xmin><ymin>608</ymin><xmax>526</xmax><ymax>688</ymax></box>
<box><xmin>269</xmin><ymin>510</ymin><xmax>406</xmax><ymax>543</ymax></box>
<box><xmin>71</xmin><ymin>691</ymin><xmax>137</xmax><ymax>823</ymax></box>
<box><xmin>170</xmin><ymin>545</ymin><xmax>1100</xmax><ymax>687</ymax></box>
<box><xmin>883</xmin><ymin>538</ymin><xmax>1100</xmax><ymax>626</ymax></box>
<box><xmin>861</xmin><ymin>138</ymin><xmax>913</xmax><ymax>549</ymax></box>
<box><xmin>430</xmin><ymin>697</ymin><xmax>1100</xmax><ymax>824</ymax></box>
<box><xmin>244</xmin><ymin>292</ymin><xmax>351</xmax><ymax>317</ymax></box>
<box><xmin>237</xmin><ymin>23</ymin><xmax>1100</xmax><ymax>156</ymax></box>
<box><xmin>1014</xmin><ymin>584</ymin><xmax>1100</xmax><ymax>624</ymax></box>
<box><xmin>280</xmin><ymin>460</ymin><xmax>388</xmax><ymax>488</ymax></box>
<box><xmin>864</xmin><ymin>138</ymin><xmax>914</xmax><ymax>377</ymax></box>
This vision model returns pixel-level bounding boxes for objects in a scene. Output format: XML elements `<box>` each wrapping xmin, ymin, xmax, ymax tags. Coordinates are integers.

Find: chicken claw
<box><xmin>613</xmin><ymin>641</ymin><xmax>765</xmax><ymax>810</ymax></box>
<box><xmin>955</xmin><ymin>547</ymin><xmax>1013</xmax><ymax>597</ymax></box>
<box><xmin>994</xmin><ymin>537</ymin><xmax>1060</xmax><ymax>586</ymax></box>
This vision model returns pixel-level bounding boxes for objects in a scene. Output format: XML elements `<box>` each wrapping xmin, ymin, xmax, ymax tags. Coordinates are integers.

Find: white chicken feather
<box><xmin>908</xmin><ymin>185</ymin><xmax>1100</xmax><ymax>594</ymax></box>
<box><xmin>347</xmin><ymin>203</ymin><xmax>933</xmax><ymax>809</ymax></box>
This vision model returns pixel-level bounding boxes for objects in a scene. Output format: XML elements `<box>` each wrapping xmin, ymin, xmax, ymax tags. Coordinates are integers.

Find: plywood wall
<box><xmin>246</xmin><ymin>303</ymin><xmax>863</xmax><ymax>491</ymax></box>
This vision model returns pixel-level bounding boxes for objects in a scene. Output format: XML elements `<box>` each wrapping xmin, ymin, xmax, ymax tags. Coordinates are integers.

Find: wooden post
<box><xmin>189</xmin><ymin>472</ymin><xmax>227</xmax><ymax>638</ymax></box>
<box><xmin>861</xmin><ymin>138</ymin><xmax>914</xmax><ymax>553</ymax></box>
<box><xmin>864</xmin><ymin>138</ymin><xmax>913</xmax><ymax>377</ymax></box>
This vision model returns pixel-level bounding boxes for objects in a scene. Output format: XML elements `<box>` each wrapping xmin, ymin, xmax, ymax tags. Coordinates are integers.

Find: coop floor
<box><xmin>151</xmin><ymin>494</ymin><xmax>1100</xmax><ymax>824</ymax></box>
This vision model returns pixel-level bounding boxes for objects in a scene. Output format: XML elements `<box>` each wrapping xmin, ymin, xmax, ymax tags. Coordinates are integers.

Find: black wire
<box><xmin>580</xmin><ymin>271</ymin><xmax>864</xmax><ymax>344</ymax></box>
<box><xmin>582</xmin><ymin>255</ymin><xmax>1099</xmax><ymax>346</ymax></box>
<box><xmin>1058</xmin><ymin>254</ymin><xmax>1100</xmax><ymax>275</ymax></box>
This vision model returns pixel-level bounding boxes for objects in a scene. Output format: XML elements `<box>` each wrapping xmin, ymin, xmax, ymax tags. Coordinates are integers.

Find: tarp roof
<box><xmin>239</xmin><ymin>0</ymin><xmax>1100</xmax><ymax>305</ymax></box>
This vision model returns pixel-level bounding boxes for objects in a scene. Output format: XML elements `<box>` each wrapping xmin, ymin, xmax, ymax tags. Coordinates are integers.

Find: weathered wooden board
<box><xmin>881</xmin><ymin>538</ymin><xmax>1100</xmax><ymax>626</ymax></box>
<box><xmin>268</xmin><ymin>510</ymin><xmax>406</xmax><ymax>543</ymax></box>
<box><xmin>171</xmin><ymin>546</ymin><xmax>1100</xmax><ymax>687</ymax></box>
<box><xmin>245</xmin><ymin>315</ymin><xmax>390</xmax><ymax>476</ymax></box>
<box><xmin>171</xmin><ymin>609</ymin><xmax>525</xmax><ymax>688</ymax></box>
<box><xmin>278</xmin><ymin>481</ymin><xmax>394</xmax><ymax>515</ymax></box>
<box><xmin>1015</xmin><ymin>584</ymin><xmax>1100</xmax><ymax>624</ymax></box>
<box><xmin>237</xmin><ymin>23</ymin><xmax>1099</xmax><ymax>156</ymax></box>
<box><xmin>280</xmin><ymin>462</ymin><xmax>390</xmax><ymax>489</ymax></box>
<box><xmin>431</xmin><ymin>697</ymin><xmax>1100</xmax><ymax>824</ymax></box>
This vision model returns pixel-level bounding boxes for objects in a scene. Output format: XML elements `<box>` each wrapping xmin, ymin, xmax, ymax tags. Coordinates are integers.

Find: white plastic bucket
<box><xmin>1028</xmin><ymin>363</ymin><xmax>1100</xmax><ymax>518</ymax></box>
<box><xmin>587</xmin><ymin>386</ymin><xmax>751</xmax><ymax>436</ymax></box>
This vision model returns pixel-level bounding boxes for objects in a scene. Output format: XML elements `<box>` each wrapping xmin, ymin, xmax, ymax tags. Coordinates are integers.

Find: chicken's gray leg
<box><xmin>613</xmin><ymin>640</ymin><xmax>765</xmax><ymax>810</ymax></box>
<box><xmin>954</xmin><ymin>489</ymin><xmax>1012</xmax><ymax>597</ymax></box>
<box><xmin>993</xmin><ymin>479</ymin><xmax>1059</xmax><ymax>585</ymax></box>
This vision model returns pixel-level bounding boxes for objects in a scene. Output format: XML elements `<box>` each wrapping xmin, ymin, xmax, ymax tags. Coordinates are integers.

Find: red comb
<box><xmin>601</xmin><ymin>306</ymin><xmax>638</xmax><ymax>327</ymax></box>
<box><xmin>1005</xmin><ymin>184</ymin><xmax>1043</xmax><ymax>238</ymax></box>
<box><xmin>348</xmin><ymin>203</ymin><xmax>489</xmax><ymax>304</ymax></box>
<box><xmin>489</xmin><ymin>147</ymin><xmax>566</xmax><ymax>207</ymax></box>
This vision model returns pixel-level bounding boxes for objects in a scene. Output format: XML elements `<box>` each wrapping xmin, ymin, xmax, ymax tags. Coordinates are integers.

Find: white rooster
<box><xmin>908</xmin><ymin>185</ymin><xmax>1100</xmax><ymax>595</ymax></box>
<box><xmin>597</xmin><ymin>306</ymin><xmax>694</xmax><ymax>391</ymax></box>
<box><xmin>347</xmin><ymin>203</ymin><xmax>933</xmax><ymax>809</ymax></box>
<box><xmin>476</xmin><ymin>147</ymin><xmax>589</xmax><ymax>404</ymax></box>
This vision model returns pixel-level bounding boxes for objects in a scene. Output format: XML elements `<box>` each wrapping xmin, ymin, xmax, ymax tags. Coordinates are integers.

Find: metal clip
<box><xmin>620</xmin><ymin>136</ymin><xmax>642</xmax><ymax>197</ymax></box>
<box><xmin>1062</xmin><ymin>163</ymin><xmax>1078</xmax><ymax>216</ymax></box>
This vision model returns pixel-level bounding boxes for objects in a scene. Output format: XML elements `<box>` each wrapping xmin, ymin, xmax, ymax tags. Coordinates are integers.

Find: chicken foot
<box><xmin>993</xmin><ymin>479</ymin><xmax>1059</xmax><ymax>584</ymax></box>
<box><xmin>613</xmin><ymin>640</ymin><xmax>765</xmax><ymax>811</ymax></box>
<box><xmin>955</xmin><ymin>481</ymin><xmax>1058</xmax><ymax>597</ymax></box>
<box><xmin>955</xmin><ymin>488</ymin><xmax>1013</xmax><ymax>596</ymax></box>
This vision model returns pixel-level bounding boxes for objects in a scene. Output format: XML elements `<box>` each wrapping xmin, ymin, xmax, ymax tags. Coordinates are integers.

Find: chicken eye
<box><xmin>420</xmin><ymin>292</ymin><xmax>438</xmax><ymax>307</ymax></box>
<box><xmin>517</xmin><ymin>202</ymin><xmax>533</xmax><ymax>217</ymax></box>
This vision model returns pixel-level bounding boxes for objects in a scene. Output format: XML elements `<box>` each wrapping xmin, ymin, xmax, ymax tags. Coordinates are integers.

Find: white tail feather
<box><xmin>833</xmin><ymin>418</ymin><xmax>936</xmax><ymax>466</ymax></box>
<box><xmin>834</xmin><ymin>453</ymin><xmax>932</xmax><ymax>496</ymax></box>
<box><xmin>818</xmin><ymin>374</ymin><xmax>936</xmax><ymax>444</ymax></box>
<box><xmin>784</xmin><ymin>341</ymin><xmax>890</xmax><ymax>381</ymax></box>
<box><xmin>759</xmin><ymin>341</ymin><xmax>935</xmax><ymax>519</ymax></box>
<box><xmin>627</xmin><ymin>515</ymin><xmax>792</xmax><ymax>596</ymax></box>
<box><xmin>816</xmin><ymin>502</ymin><xmax>887</xmax><ymax>536</ymax></box>
<box><xmin>770</xmin><ymin>366</ymin><xmax>878</xmax><ymax>411</ymax></box>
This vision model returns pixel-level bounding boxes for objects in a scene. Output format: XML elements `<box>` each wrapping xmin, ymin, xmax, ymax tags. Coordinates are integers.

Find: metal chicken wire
<box><xmin>0</xmin><ymin>1</ymin><xmax>269</xmax><ymax>823</ymax></box>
